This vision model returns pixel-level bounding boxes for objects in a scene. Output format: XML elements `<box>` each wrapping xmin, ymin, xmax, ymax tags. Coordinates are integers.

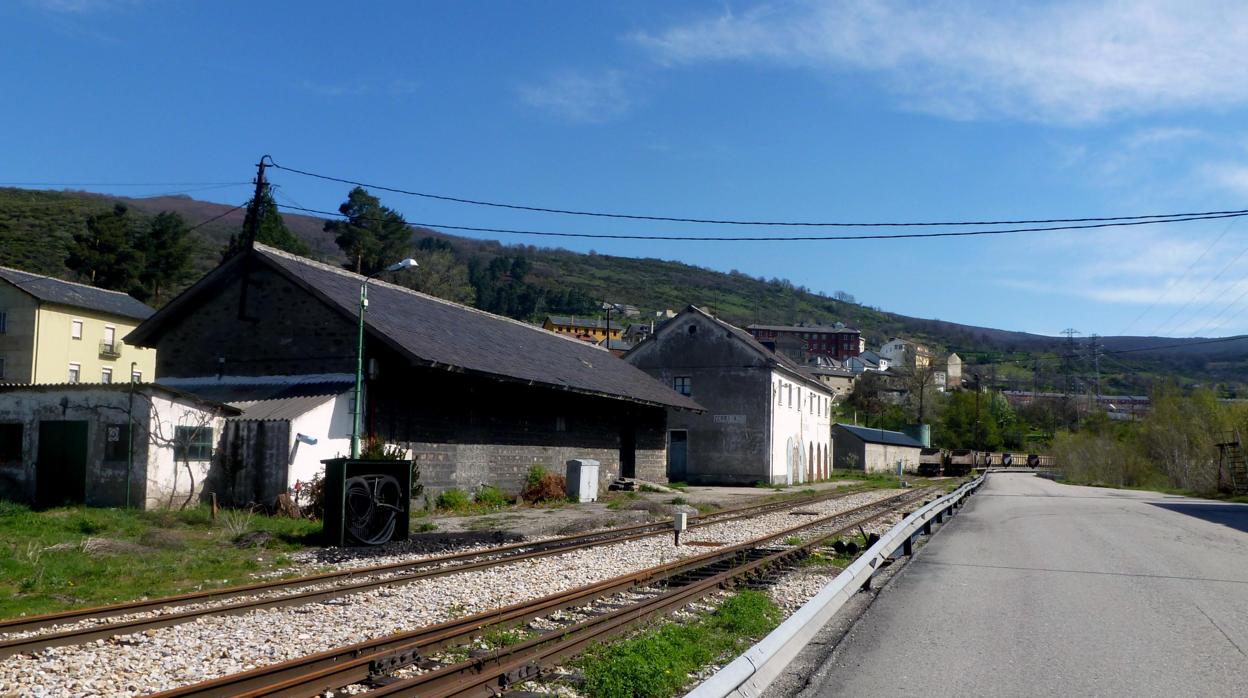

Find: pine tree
<box><xmin>221</xmin><ymin>188</ymin><xmax>309</xmax><ymax>260</ymax></box>
<box><xmin>135</xmin><ymin>211</ymin><xmax>194</xmax><ymax>304</ymax></box>
<box><xmin>325</xmin><ymin>187</ymin><xmax>412</xmax><ymax>275</ymax></box>
<box><xmin>65</xmin><ymin>203</ymin><xmax>144</xmax><ymax>293</ymax></box>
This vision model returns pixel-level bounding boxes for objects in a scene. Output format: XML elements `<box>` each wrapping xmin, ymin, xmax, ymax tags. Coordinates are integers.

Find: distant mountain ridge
<box><xmin>2</xmin><ymin>187</ymin><xmax>1245</xmax><ymax>394</ymax></box>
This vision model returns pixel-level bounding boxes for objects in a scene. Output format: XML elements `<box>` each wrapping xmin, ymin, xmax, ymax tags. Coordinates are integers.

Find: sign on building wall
<box><xmin>712</xmin><ymin>414</ymin><xmax>746</xmax><ymax>425</ymax></box>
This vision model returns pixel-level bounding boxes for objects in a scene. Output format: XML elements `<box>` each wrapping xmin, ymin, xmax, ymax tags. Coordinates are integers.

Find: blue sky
<box><xmin>5</xmin><ymin>1</ymin><xmax>1248</xmax><ymax>339</ymax></box>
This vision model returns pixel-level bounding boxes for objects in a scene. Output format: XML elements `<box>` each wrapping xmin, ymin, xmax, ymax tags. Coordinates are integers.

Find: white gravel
<box><xmin>0</xmin><ymin>489</ymin><xmax>910</xmax><ymax>697</ymax></box>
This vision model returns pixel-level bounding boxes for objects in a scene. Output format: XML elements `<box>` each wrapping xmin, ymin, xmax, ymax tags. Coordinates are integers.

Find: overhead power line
<box><xmin>266</xmin><ymin>158</ymin><xmax>1248</xmax><ymax>229</ymax></box>
<box><xmin>273</xmin><ymin>203</ymin><xmax>1248</xmax><ymax>243</ymax></box>
<box><xmin>186</xmin><ymin>201</ymin><xmax>249</xmax><ymax>233</ymax></box>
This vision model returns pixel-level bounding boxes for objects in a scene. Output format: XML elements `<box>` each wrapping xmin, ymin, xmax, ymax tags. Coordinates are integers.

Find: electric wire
<box><xmin>186</xmin><ymin>201</ymin><xmax>248</xmax><ymax>233</ymax></box>
<box><xmin>1114</xmin><ymin>218</ymin><xmax>1240</xmax><ymax>336</ymax></box>
<box><xmin>272</xmin><ymin>203</ymin><xmax>1248</xmax><ymax>243</ymax></box>
<box><xmin>1147</xmin><ymin>239</ymin><xmax>1248</xmax><ymax>337</ymax></box>
<box><xmin>265</xmin><ymin>158</ymin><xmax>1248</xmax><ymax>229</ymax></box>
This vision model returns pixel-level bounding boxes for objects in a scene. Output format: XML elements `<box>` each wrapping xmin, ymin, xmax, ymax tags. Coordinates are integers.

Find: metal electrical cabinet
<box><xmin>565</xmin><ymin>458</ymin><xmax>600</xmax><ymax>503</ymax></box>
<box><xmin>321</xmin><ymin>458</ymin><xmax>412</xmax><ymax>546</ymax></box>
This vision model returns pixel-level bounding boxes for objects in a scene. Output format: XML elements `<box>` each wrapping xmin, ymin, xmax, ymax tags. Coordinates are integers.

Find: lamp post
<box><xmin>973</xmin><ymin>372</ymin><xmax>982</xmax><ymax>462</ymax></box>
<box><xmin>352</xmin><ymin>258</ymin><xmax>418</xmax><ymax>458</ymax></box>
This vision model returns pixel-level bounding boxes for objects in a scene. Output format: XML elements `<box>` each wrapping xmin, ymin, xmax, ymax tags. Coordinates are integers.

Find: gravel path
<box><xmin>0</xmin><ymin>489</ymin><xmax>905</xmax><ymax>697</ymax></box>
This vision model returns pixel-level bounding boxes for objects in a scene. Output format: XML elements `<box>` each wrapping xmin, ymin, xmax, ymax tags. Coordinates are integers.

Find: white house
<box><xmin>625</xmin><ymin>306</ymin><xmax>833</xmax><ymax>486</ymax></box>
<box><xmin>878</xmin><ymin>338</ymin><xmax>931</xmax><ymax>370</ymax></box>
<box><xmin>0</xmin><ymin>383</ymin><xmax>237</xmax><ymax>509</ymax></box>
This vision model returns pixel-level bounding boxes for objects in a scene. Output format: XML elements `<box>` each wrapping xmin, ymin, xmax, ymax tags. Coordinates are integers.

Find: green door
<box><xmin>36</xmin><ymin>421</ymin><xmax>88</xmax><ymax>508</ymax></box>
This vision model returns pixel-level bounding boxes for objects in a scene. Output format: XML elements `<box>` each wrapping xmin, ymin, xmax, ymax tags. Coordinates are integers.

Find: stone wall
<box><xmin>151</xmin><ymin>261</ymin><xmax>356</xmax><ymax>379</ymax></box>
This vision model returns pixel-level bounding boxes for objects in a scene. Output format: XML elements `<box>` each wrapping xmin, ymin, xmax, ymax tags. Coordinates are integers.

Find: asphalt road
<box><xmin>801</xmin><ymin>473</ymin><xmax>1248</xmax><ymax>697</ymax></box>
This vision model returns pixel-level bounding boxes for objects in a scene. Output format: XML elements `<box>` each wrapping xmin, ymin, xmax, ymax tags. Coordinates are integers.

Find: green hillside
<box><xmin>2</xmin><ymin>187</ymin><xmax>1245</xmax><ymax>397</ymax></box>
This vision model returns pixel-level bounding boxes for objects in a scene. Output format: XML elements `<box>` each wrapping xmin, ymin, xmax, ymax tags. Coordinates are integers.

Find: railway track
<box><xmin>0</xmin><ymin>484</ymin><xmax>894</xmax><ymax>657</ymax></box>
<box><xmin>148</xmin><ymin>488</ymin><xmax>934</xmax><ymax>698</ymax></box>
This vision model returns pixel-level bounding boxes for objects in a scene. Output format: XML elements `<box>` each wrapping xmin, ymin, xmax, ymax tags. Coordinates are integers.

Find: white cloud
<box><xmin>632</xmin><ymin>1</ymin><xmax>1248</xmax><ymax>124</ymax></box>
<box><xmin>1203</xmin><ymin>162</ymin><xmax>1248</xmax><ymax>197</ymax></box>
<box><xmin>517</xmin><ymin>70</ymin><xmax>634</xmax><ymax>123</ymax></box>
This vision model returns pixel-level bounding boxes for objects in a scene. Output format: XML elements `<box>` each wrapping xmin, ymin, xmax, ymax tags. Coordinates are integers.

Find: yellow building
<box><xmin>0</xmin><ymin>267</ymin><xmax>156</xmax><ymax>384</ymax></box>
<box><xmin>541</xmin><ymin>315</ymin><xmax>623</xmax><ymax>342</ymax></box>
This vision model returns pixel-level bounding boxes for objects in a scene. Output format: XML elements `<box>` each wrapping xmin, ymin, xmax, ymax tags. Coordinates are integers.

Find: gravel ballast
<box><xmin>0</xmin><ymin>489</ymin><xmax>906</xmax><ymax>697</ymax></box>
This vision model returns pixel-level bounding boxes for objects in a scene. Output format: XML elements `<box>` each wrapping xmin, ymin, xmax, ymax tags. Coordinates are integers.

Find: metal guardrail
<box><xmin>687</xmin><ymin>474</ymin><xmax>986</xmax><ymax>698</ymax></box>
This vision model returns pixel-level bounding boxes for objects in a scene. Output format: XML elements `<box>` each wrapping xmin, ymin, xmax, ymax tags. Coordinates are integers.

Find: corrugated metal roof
<box><xmin>134</xmin><ymin>245</ymin><xmax>702</xmax><ymax>412</ymax></box>
<box><xmin>0</xmin><ymin>266</ymin><xmax>154</xmax><ymax>320</ymax></box>
<box><xmin>836</xmin><ymin>423</ymin><xmax>924</xmax><ymax>448</ymax></box>
<box><xmin>231</xmin><ymin>394</ymin><xmax>338</xmax><ymax>421</ymax></box>
<box><xmin>163</xmin><ymin>380</ymin><xmax>352</xmax><ymax>405</ymax></box>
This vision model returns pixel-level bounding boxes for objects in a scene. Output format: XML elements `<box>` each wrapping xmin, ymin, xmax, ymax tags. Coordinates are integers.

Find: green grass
<box><xmin>434</xmin><ymin>486</ymin><xmax>515</xmax><ymax>516</ymax></box>
<box><xmin>669</xmin><ymin>496</ymin><xmax>688</xmax><ymax>506</ymax></box>
<box><xmin>416</xmin><ymin>522</ymin><xmax>438</xmax><ymax>532</ymax></box>
<box><xmin>604</xmin><ymin>491</ymin><xmax>640</xmax><ymax>510</ymax></box>
<box><xmin>480</xmin><ymin>625</ymin><xmax>529</xmax><ymax>648</ymax></box>
<box><xmin>578</xmin><ymin>590</ymin><xmax>781</xmax><ymax>698</ymax></box>
<box><xmin>782</xmin><ymin>536</ymin><xmax>804</xmax><ymax>546</ymax></box>
<box><xmin>0</xmin><ymin>500</ymin><xmax>320</xmax><ymax>619</ymax></box>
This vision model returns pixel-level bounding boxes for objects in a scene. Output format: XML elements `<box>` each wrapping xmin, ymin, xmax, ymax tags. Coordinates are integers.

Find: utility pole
<box><xmin>243</xmin><ymin>156</ymin><xmax>269</xmax><ymax>249</ymax></box>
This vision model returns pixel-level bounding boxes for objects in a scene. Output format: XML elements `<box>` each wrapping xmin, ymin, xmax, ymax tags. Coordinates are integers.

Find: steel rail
<box><xmin>363</xmin><ymin>495</ymin><xmax>920</xmax><ymax>697</ymax></box>
<box><xmin>148</xmin><ymin>489</ymin><xmax>930</xmax><ymax>698</ymax></box>
<box><xmin>0</xmin><ymin>486</ymin><xmax>881</xmax><ymax>656</ymax></box>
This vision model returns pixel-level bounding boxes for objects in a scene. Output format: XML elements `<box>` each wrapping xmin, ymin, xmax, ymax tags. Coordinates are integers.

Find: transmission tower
<box><xmin>1061</xmin><ymin>328</ymin><xmax>1080</xmax><ymax>396</ymax></box>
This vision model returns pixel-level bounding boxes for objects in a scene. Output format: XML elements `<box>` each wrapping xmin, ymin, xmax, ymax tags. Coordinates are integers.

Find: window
<box><xmin>0</xmin><ymin>423</ymin><xmax>21</xmax><ymax>462</ymax></box>
<box><xmin>787</xmin><ymin>384</ymin><xmax>792</xmax><ymax>407</ymax></box>
<box><xmin>71</xmin><ymin>319</ymin><xmax>83</xmax><ymax>340</ymax></box>
<box><xmin>555</xmin><ymin>416</ymin><xmax>568</xmax><ymax>432</ymax></box>
<box><xmin>101</xmin><ymin>367</ymin><xmax>112</xmax><ymax>384</ymax></box>
<box><xmin>174</xmin><ymin>426</ymin><xmax>214</xmax><ymax>461</ymax></box>
<box><xmin>68</xmin><ymin>363</ymin><xmax>81</xmax><ymax>383</ymax></box>
<box><xmin>673</xmin><ymin>376</ymin><xmax>692</xmax><ymax>396</ymax></box>
<box><xmin>103</xmin><ymin>423</ymin><xmax>130</xmax><ymax>461</ymax></box>
<box><xmin>0</xmin><ymin>310</ymin><xmax>7</xmax><ymax>334</ymax></box>
<box><xmin>0</xmin><ymin>355</ymin><xmax>5</xmax><ymax>381</ymax></box>
<box><xmin>131</xmin><ymin>369</ymin><xmax>142</xmax><ymax>383</ymax></box>
<box><xmin>102</xmin><ymin>325</ymin><xmax>116</xmax><ymax>353</ymax></box>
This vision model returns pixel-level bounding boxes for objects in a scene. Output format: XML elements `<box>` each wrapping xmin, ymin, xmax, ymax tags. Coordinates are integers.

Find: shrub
<box><xmin>522</xmin><ymin>471</ymin><xmax>567</xmax><ymax>503</ymax></box>
<box><xmin>475</xmin><ymin>485</ymin><xmax>512</xmax><ymax>509</ymax></box>
<box><xmin>436</xmin><ymin>488</ymin><xmax>473</xmax><ymax>512</ymax></box>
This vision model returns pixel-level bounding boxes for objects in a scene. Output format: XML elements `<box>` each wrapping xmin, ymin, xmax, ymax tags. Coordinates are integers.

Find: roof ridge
<box><xmin>253</xmin><ymin>243</ymin><xmax>611</xmax><ymax>352</ymax></box>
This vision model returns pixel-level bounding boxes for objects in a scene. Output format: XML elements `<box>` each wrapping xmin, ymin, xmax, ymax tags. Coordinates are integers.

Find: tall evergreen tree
<box><xmin>135</xmin><ymin>211</ymin><xmax>194</xmax><ymax>304</ymax></box>
<box><xmin>221</xmin><ymin>188</ymin><xmax>309</xmax><ymax>260</ymax></box>
<box><xmin>65</xmin><ymin>203</ymin><xmax>144</xmax><ymax>293</ymax></box>
<box><xmin>325</xmin><ymin>187</ymin><xmax>412</xmax><ymax>275</ymax></box>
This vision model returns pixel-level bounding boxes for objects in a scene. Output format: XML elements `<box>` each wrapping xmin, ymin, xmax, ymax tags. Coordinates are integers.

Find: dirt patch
<box><xmin>139</xmin><ymin>529</ymin><xmax>186</xmax><ymax>550</ymax></box>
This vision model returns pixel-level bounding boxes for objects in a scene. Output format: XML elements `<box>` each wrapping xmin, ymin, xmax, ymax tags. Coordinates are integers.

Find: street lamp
<box><xmin>352</xmin><ymin>258</ymin><xmax>418</xmax><ymax>458</ymax></box>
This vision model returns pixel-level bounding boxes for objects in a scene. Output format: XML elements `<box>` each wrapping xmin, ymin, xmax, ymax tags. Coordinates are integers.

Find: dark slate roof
<box><xmin>836</xmin><ymin>423</ymin><xmax>924</xmax><ymax>448</ymax></box>
<box><xmin>0</xmin><ymin>266</ymin><xmax>154</xmax><ymax>320</ymax></box>
<box><xmin>664</xmin><ymin>307</ymin><xmax>833</xmax><ymax>395</ymax></box>
<box><xmin>139</xmin><ymin>245</ymin><xmax>702</xmax><ymax>411</ymax></box>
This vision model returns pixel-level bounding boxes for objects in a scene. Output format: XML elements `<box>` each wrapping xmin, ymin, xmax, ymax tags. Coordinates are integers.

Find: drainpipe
<box><xmin>126</xmin><ymin>361</ymin><xmax>136</xmax><ymax>508</ymax></box>
<box><xmin>31</xmin><ymin>300</ymin><xmax>41</xmax><ymax>382</ymax></box>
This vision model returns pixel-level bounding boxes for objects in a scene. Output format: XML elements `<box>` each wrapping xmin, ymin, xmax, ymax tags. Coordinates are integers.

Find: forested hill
<box><xmin>3</xmin><ymin>187</ymin><xmax>1246</xmax><ymax>395</ymax></box>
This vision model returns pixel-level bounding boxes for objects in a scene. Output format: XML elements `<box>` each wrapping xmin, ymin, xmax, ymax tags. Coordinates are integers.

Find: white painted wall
<box><xmin>768</xmin><ymin>370</ymin><xmax>833</xmax><ymax>485</ymax></box>
<box><xmin>144</xmin><ymin>394</ymin><xmax>229</xmax><ymax>510</ymax></box>
<box><xmin>286</xmin><ymin>392</ymin><xmax>353</xmax><ymax>487</ymax></box>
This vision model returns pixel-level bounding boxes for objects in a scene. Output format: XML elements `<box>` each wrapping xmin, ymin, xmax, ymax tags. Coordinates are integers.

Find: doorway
<box><xmin>667</xmin><ymin>430</ymin><xmax>688</xmax><ymax>482</ymax></box>
<box><xmin>36</xmin><ymin>421</ymin><xmax>88</xmax><ymax>508</ymax></box>
<box><xmin>619</xmin><ymin>424</ymin><xmax>636</xmax><ymax>479</ymax></box>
